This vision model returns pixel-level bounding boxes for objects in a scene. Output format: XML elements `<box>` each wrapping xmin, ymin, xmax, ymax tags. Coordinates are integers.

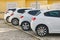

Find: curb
<box><xmin>4</xmin><ymin>21</ymin><xmax>41</xmax><ymax>40</ymax></box>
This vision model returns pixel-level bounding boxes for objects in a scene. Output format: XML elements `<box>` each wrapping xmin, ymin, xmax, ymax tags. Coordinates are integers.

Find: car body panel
<box><xmin>4</xmin><ymin>10</ymin><xmax>13</xmax><ymax>21</ymax></box>
<box><xmin>8</xmin><ymin>8</ymin><xmax>30</xmax><ymax>23</ymax></box>
<box><xmin>31</xmin><ymin>10</ymin><xmax>60</xmax><ymax>33</ymax></box>
<box><xmin>19</xmin><ymin>10</ymin><xmax>40</xmax><ymax>26</ymax></box>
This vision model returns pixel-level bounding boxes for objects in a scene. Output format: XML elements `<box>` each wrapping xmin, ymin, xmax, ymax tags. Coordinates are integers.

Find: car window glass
<box><xmin>44</xmin><ymin>10</ymin><xmax>60</xmax><ymax>17</ymax></box>
<box><xmin>28</xmin><ymin>10</ymin><xmax>40</xmax><ymax>16</ymax></box>
<box><xmin>35</xmin><ymin>11</ymin><xmax>41</xmax><ymax>16</ymax></box>
<box><xmin>17</xmin><ymin>9</ymin><xmax>29</xmax><ymax>13</ymax></box>
<box><xmin>8</xmin><ymin>9</ymin><xmax>16</xmax><ymax>12</ymax></box>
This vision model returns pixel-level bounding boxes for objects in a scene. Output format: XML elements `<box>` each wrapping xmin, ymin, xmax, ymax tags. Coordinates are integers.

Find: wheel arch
<box><xmin>11</xmin><ymin>18</ymin><xmax>19</xmax><ymax>22</ymax></box>
<box><xmin>6</xmin><ymin>16</ymin><xmax>10</xmax><ymax>19</ymax></box>
<box><xmin>21</xmin><ymin>21</ymin><xmax>30</xmax><ymax>24</ymax></box>
<box><xmin>6</xmin><ymin>16</ymin><xmax>10</xmax><ymax>23</ymax></box>
<box><xmin>21</xmin><ymin>21</ymin><xmax>31</xmax><ymax>31</ymax></box>
<box><xmin>35</xmin><ymin>24</ymin><xmax>49</xmax><ymax>33</ymax></box>
<box><xmin>21</xmin><ymin>21</ymin><xmax>30</xmax><ymax>26</ymax></box>
<box><xmin>11</xmin><ymin>17</ymin><xmax>19</xmax><ymax>26</ymax></box>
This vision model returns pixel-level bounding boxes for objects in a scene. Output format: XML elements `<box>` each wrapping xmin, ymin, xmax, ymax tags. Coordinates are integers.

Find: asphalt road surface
<box><xmin>1</xmin><ymin>20</ymin><xmax>60</xmax><ymax>40</ymax></box>
<box><xmin>0</xmin><ymin>20</ymin><xmax>39</xmax><ymax>40</ymax></box>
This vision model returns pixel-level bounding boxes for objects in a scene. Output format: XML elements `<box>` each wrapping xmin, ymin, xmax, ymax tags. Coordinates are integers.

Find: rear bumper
<box><xmin>31</xmin><ymin>21</ymin><xmax>38</xmax><ymax>33</ymax></box>
<box><xmin>19</xmin><ymin>19</ymin><xmax>23</xmax><ymax>26</ymax></box>
<box><xmin>8</xmin><ymin>17</ymin><xmax>12</xmax><ymax>22</ymax></box>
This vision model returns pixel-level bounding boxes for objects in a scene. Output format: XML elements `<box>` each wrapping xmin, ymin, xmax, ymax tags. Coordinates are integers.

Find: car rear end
<box><xmin>4</xmin><ymin>9</ymin><xmax>16</xmax><ymax>20</ymax></box>
<box><xmin>9</xmin><ymin>8</ymin><xmax>30</xmax><ymax>23</ymax></box>
<box><xmin>31</xmin><ymin>16</ymin><xmax>37</xmax><ymax>32</ymax></box>
<box><xmin>19</xmin><ymin>10</ymin><xmax>41</xmax><ymax>30</ymax></box>
<box><xmin>19</xmin><ymin>10</ymin><xmax>31</xmax><ymax>26</ymax></box>
<box><xmin>31</xmin><ymin>10</ymin><xmax>42</xmax><ymax>32</ymax></box>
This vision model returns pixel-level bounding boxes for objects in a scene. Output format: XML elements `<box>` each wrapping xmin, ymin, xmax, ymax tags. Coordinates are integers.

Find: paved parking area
<box><xmin>5</xmin><ymin>20</ymin><xmax>60</xmax><ymax>40</ymax></box>
<box><xmin>1</xmin><ymin>20</ymin><xmax>60</xmax><ymax>40</ymax></box>
<box><xmin>0</xmin><ymin>20</ymin><xmax>39</xmax><ymax>40</ymax></box>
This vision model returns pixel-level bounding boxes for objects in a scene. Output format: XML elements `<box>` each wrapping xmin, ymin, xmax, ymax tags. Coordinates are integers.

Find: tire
<box><xmin>6</xmin><ymin>16</ymin><xmax>10</xmax><ymax>23</ymax></box>
<box><xmin>36</xmin><ymin>25</ymin><xmax>48</xmax><ymax>37</ymax></box>
<box><xmin>21</xmin><ymin>21</ymin><xmax>31</xmax><ymax>31</ymax></box>
<box><xmin>11</xmin><ymin>18</ymin><xmax>19</xmax><ymax>26</ymax></box>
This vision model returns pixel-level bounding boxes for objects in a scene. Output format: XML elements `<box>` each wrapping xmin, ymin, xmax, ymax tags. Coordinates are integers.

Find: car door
<box><xmin>44</xmin><ymin>10</ymin><xmax>60</xmax><ymax>33</ymax></box>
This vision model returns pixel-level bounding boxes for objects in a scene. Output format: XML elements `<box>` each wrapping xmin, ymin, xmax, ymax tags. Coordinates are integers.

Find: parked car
<box><xmin>8</xmin><ymin>8</ymin><xmax>30</xmax><ymax>26</ymax></box>
<box><xmin>19</xmin><ymin>10</ymin><xmax>40</xmax><ymax>31</ymax></box>
<box><xmin>4</xmin><ymin>9</ymin><xmax>16</xmax><ymax>22</ymax></box>
<box><xmin>31</xmin><ymin>9</ymin><xmax>60</xmax><ymax>37</ymax></box>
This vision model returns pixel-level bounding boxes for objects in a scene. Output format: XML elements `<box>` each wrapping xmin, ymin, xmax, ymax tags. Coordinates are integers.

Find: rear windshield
<box><xmin>17</xmin><ymin>9</ymin><xmax>29</xmax><ymax>13</ymax></box>
<box><xmin>8</xmin><ymin>9</ymin><xmax>16</xmax><ymax>12</ymax></box>
<box><xmin>28</xmin><ymin>10</ymin><xmax>40</xmax><ymax>16</ymax></box>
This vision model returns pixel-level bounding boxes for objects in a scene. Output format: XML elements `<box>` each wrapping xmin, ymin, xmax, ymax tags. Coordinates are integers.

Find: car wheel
<box><xmin>36</xmin><ymin>25</ymin><xmax>48</xmax><ymax>37</ymax></box>
<box><xmin>6</xmin><ymin>16</ymin><xmax>10</xmax><ymax>23</ymax></box>
<box><xmin>11</xmin><ymin>18</ymin><xmax>19</xmax><ymax>26</ymax></box>
<box><xmin>21</xmin><ymin>21</ymin><xmax>31</xmax><ymax>31</ymax></box>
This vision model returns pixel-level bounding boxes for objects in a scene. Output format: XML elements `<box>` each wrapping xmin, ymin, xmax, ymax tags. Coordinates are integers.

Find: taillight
<box><xmin>20</xmin><ymin>16</ymin><xmax>24</xmax><ymax>18</ymax></box>
<box><xmin>10</xmin><ymin>13</ymin><xmax>14</xmax><ymax>16</ymax></box>
<box><xmin>32</xmin><ymin>17</ymin><xmax>36</xmax><ymax>21</ymax></box>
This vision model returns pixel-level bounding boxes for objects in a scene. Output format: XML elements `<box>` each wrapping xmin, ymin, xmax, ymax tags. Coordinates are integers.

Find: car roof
<box><xmin>25</xmin><ymin>9</ymin><xmax>40</xmax><ymax>11</ymax></box>
<box><xmin>40</xmin><ymin>9</ymin><xmax>60</xmax><ymax>13</ymax></box>
<box><xmin>16</xmin><ymin>8</ymin><xmax>30</xmax><ymax>10</ymax></box>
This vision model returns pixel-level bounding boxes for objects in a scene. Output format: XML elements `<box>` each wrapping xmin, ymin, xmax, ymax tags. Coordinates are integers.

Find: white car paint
<box><xmin>19</xmin><ymin>10</ymin><xmax>40</xmax><ymax>26</ymax></box>
<box><xmin>31</xmin><ymin>9</ymin><xmax>60</xmax><ymax>33</ymax></box>
<box><xmin>4</xmin><ymin>10</ymin><xmax>13</xmax><ymax>21</ymax></box>
<box><xmin>8</xmin><ymin>8</ymin><xmax>30</xmax><ymax>22</ymax></box>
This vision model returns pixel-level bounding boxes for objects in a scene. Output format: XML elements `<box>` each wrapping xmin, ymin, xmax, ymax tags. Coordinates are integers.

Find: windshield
<box><xmin>28</xmin><ymin>10</ymin><xmax>40</xmax><ymax>16</ymax></box>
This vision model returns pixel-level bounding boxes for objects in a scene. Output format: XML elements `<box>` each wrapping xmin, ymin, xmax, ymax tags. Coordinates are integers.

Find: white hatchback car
<box><xmin>9</xmin><ymin>8</ymin><xmax>30</xmax><ymax>26</ymax></box>
<box><xmin>31</xmin><ymin>10</ymin><xmax>60</xmax><ymax>37</ymax></box>
<box><xmin>19</xmin><ymin>10</ymin><xmax>40</xmax><ymax>31</ymax></box>
<box><xmin>4</xmin><ymin>9</ymin><xmax>16</xmax><ymax>22</ymax></box>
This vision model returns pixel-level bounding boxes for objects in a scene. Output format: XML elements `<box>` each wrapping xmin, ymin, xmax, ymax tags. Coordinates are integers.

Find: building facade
<box><xmin>0</xmin><ymin>0</ymin><xmax>60</xmax><ymax>19</ymax></box>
